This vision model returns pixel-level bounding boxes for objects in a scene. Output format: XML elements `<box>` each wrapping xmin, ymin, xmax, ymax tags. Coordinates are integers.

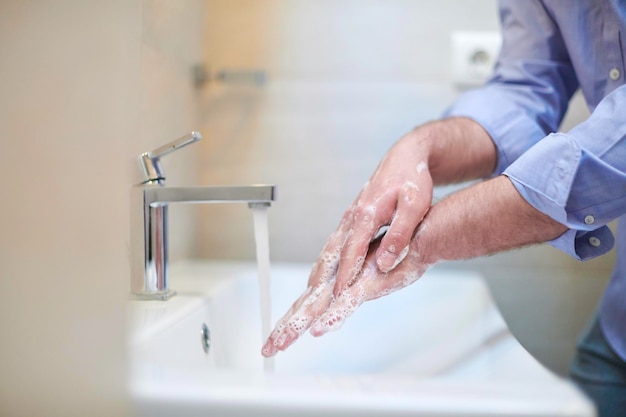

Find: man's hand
<box><xmin>261</xmin><ymin>236</ymin><xmax>430</xmax><ymax>357</ymax></box>
<box><xmin>307</xmin><ymin>118</ymin><xmax>497</xmax><ymax>301</ymax></box>
<box><xmin>262</xmin><ymin>117</ymin><xmax>497</xmax><ymax>357</ymax></box>
<box><xmin>313</xmin><ymin>124</ymin><xmax>438</xmax><ymax>304</ymax></box>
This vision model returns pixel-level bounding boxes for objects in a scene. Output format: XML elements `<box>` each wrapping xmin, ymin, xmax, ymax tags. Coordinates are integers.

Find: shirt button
<box><xmin>584</xmin><ymin>215</ymin><xmax>595</xmax><ymax>225</ymax></box>
<box><xmin>589</xmin><ymin>237</ymin><xmax>601</xmax><ymax>247</ymax></box>
<box><xmin>609</xmin><ymin>68</ymin><xmax>621</xmax><ymax>80</ymax></box>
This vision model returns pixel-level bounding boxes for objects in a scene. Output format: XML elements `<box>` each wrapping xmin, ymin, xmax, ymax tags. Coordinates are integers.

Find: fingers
<box><xmin>306</xmin><ymin>203</ymin><xmax>357</xmax><ymax>289</ymax></box>
<box><xmin>309</xmin><ymin>281</ymin><xmax>367</xmax><ymax>337</ymax></box>
<box><xmin>332</xmin><ymin>203</ymin><xmax>387</xmax><ymax>298</ymax></box>
<box><xmin>262</xmin><ymin>196</ymin><xmax>366</xmax><ymax>357</ymax></box>
<box><xmin>309</xmin><ymin>257</ymin><xmax>379</xmax><ymax>337</ymax></box>
<box><xmin>264</xmin><ymin>144</ymin><xmax>436</xmax><ymax>355</ymax></box>
<box><xmin>262</xmin><ymin>280</ymin><xmax>334</xmax><ymax>357</ymax></box>
<box><xmin>334</xmin><ymin>171</ymin><xmax>433</xmax><ymax>292</ymax></box>
<box><xmin>261</xmin><ymin>286</ymin><xmax>312</xmax><ymax>357</ymax></box>
<box><xmin>263</xmin><ymin>239</ymin><xmax>429</xmax><ymax>357</ymax></box>
<box><xmin>309</xmin><ymin>252</ymin><xmax>427</xmax><ymax>338</ymax></box>
<box><xmin>376</xmin><ymin>181</ymin><xmax>431</xmax><ymax>273</ymax></box>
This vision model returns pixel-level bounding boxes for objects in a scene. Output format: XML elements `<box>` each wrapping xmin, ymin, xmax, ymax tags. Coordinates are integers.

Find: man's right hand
<box><xmin>262</xmin><ymin>117</ymin><xmax>497</xmax><ymax>356</ymax></box>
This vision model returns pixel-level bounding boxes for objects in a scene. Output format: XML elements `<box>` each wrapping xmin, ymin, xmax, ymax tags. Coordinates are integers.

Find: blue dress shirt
<box><xmin>445</xmin><ymin>0</ymin><xmax>626</xmax><ymax>360</ymax></box>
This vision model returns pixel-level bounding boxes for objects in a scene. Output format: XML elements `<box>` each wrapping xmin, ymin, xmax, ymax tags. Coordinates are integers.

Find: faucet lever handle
<box><xmin>149</xmin><ymin>131</ymin><xmax>202</xmax><ymax>159</ymax></box>
<box><xmin>138</xmin><ymin>131</ymin><xmax>203</xmax><ymax>183</ymax></box>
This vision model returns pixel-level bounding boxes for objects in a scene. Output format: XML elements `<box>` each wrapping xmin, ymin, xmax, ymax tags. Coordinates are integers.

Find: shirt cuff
<box><xmin>503</xmin><ymin>132</ymin><xmax>615</xmax><ymax>261</ymax></box>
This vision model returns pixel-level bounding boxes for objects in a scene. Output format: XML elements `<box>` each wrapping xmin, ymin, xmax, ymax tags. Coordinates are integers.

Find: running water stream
<box><xmin>251</xmin><ymin>204</ymin><xmax>274</xmax><ymax>372</ymax></box>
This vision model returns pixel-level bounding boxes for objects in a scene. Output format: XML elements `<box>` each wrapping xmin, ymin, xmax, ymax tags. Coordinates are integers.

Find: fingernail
<box><xmin>378</xmin><ymin>246</ymin><xmax>409</xmax><ymax>272</ymax></box>
<box><xmin>333</xmin><ymin>285</ymin><xmax>344</xmax><ymax>299</ymax></box>
<box><xmin>261</xmin><ymin>343</ymin><xmax>276</xmax><ymax>357</ymax></box>
<box><xmin>377</xmin><ymin>250</ymin><xmax>397</xmax><ymax>272</ymax></box>
<box><xmin>310</xmin><ymin>325</ymin><xmax>324</xmax><ymax>337</ymax></box>
<box><xmin>274</xmin><ymin>333</ymin><xmax>288</xmax><ymax>348</ymax></box>
<box><xmin>310</xmin><ymin>320</ymin><xmax>326</xmax><ymax>337</ymax></box>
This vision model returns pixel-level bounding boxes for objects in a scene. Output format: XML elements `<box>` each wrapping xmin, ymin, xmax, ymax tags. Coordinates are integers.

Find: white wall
<box><xmin>203</xmin><ymin>0</ymin><xmax>500</xmax><ymax>82</ymax></box>
<box><xmin>195</xmin><ymin>0</ymin><xmax>614</xmax><ymax>375</ymax></box>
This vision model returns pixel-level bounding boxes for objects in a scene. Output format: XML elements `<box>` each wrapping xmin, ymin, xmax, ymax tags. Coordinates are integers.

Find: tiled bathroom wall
<box><xmin>194</xmin><ymin>0</ymin><xmax>615</xmax><ymax>375</ymax></box>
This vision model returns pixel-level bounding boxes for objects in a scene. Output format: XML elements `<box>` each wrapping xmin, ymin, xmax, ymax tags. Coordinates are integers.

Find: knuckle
<box><xmin>401</xmin><ymin>190</ymin><xmax>421</xmax><ymax>208</ymax></box>
<box><xmin>383</xmin><ymin>228</ymin><xmax>412</xmax><ymax>246</ymax></box>
<box><xmin>353</xmin><ymin>204</ymin><xmax>377</xmax><ymax>223</ymax></box>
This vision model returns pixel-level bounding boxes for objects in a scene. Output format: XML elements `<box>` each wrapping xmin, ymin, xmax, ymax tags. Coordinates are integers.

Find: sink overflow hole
<box><xmin>201</xmin><ymin>323</ymin><xmax>211</xmax><ymax>355</ymax></box>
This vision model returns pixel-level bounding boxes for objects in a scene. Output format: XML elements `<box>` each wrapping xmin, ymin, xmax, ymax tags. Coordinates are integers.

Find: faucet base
<box><xmin>131</xmin><ymin>290</ymin><xmax>177</xmax><ymax>301</ymax></box>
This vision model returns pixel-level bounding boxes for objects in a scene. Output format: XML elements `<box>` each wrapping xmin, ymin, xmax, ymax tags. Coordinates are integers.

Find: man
<box><xmin>263</xmin><ymin>1</ymin><xmax>626</xmax><ymax>415</ymax></box>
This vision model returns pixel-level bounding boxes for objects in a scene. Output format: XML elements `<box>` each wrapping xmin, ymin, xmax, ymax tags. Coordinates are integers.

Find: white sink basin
<box><xmin>129</xmin><ymin>261</ymin><xmax>594</xmax><ymax>417</ymax></box>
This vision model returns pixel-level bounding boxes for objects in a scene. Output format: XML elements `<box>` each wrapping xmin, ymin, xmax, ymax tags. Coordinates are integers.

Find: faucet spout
<box><xmin>145</xmin><ymin>185</ymin><xmax>276</xmax><ymax>206</ymax></box>
<box><xmin>129</xmin><ymin>132</ymin><xmax>276</xmax><ymax>300</ymax></box>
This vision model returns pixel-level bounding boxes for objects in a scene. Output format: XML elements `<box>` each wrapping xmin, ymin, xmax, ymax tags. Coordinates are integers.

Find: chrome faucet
<box><xmin>130</xmin><ymin>132</ymin><xmax>276</xmax><ymax>300</ymax></box>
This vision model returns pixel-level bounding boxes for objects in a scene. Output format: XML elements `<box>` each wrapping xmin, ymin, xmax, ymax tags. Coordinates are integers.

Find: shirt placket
<box><xmin>603</xmin><ymin>2</ymin><xmax>625</xmax><ymax>95</ymax></box>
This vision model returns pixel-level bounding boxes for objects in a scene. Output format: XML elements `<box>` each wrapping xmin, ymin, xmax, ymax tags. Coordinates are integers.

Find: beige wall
<box><xmin>0</xmin><ymin>1</ymin><xmax>205</xmax><ymax>415</ymax></box>
<box><xmin>0</xmin><ymin>1</ymin><xmax>139</xmax><ymax>415</ymax></box>
<box><xmin>195</xmin><ymin>0</ymin><xmax>614</xmax><ymax>375</ymax></box>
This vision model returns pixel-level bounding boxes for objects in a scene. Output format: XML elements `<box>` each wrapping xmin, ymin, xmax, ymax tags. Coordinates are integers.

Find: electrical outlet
<box><xmin>451</xmin><ymin>31</ymin><xmax>501</xmax><ymax>88</ymax></box>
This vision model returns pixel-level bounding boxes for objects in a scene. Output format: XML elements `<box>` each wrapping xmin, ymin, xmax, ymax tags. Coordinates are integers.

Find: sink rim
<box><xmin>128</xmin><ymin>260</ymin><xmax>595</xmax><ymax>417</ymax></box>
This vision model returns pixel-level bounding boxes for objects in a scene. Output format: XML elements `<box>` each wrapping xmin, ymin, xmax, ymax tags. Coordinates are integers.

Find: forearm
<box><xmin>415</xmin><ymin>175</ymin><xmax>568</xmax><ymax>265</ymax></box>
<box><xmin>409</xmin><ymin>117</ymin><xmax>497</xmax><ymax>185</ymax></box>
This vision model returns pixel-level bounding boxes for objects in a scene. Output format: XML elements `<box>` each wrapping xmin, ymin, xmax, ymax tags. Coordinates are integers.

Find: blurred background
<box><xmin>0</xmin><ymin>1</ymin><xmax>614</xmax><ymax>415</ymax></box>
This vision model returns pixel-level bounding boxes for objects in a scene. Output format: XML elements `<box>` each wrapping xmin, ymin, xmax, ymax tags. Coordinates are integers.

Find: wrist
<box><xmin>411</xmin><ymin>217</ymin><xmax>438</xmax><ymax>269</ymax></box>
<box><xmin>410</xmin><ymin>117</ymin><xmax>496</xmax><ymax>184</ymax></box>
<box><xmin>411</xmin><ymin>176</ymin><xmax>568</xmax><ymax>265</ymax></box>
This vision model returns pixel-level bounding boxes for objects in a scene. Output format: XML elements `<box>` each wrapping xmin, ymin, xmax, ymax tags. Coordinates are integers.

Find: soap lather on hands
<box><xmin>261</xmin><ymin>126</ymin><xmax>437</xmax><ymax>358</ymax></box>
<box><xmin>261</xmin><ymin>232</ymin><xmax>430</xmax><ymax>357</ymax></box>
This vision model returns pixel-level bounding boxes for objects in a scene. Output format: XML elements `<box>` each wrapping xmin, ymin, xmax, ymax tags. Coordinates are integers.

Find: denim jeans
<box><xmin>569</xmin><ymin>315</ymin><xmax>626</xmax><ymax>417</ymax></box>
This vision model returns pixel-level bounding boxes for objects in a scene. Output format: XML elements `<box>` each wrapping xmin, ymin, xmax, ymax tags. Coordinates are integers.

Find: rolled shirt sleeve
<box><xmin>505</xmin><ymin>85</ymin><xmax>626</xmax><ymax>260</ymax></box>
<box><xmin>444</xmin><ymin>0</ymin><xmax>626</xmax><ymax>261</ymax></box>
<box><xmin>445</xmin><ymin>0</ymin><xmax>579</xmax><ymax>175</ymax></box>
